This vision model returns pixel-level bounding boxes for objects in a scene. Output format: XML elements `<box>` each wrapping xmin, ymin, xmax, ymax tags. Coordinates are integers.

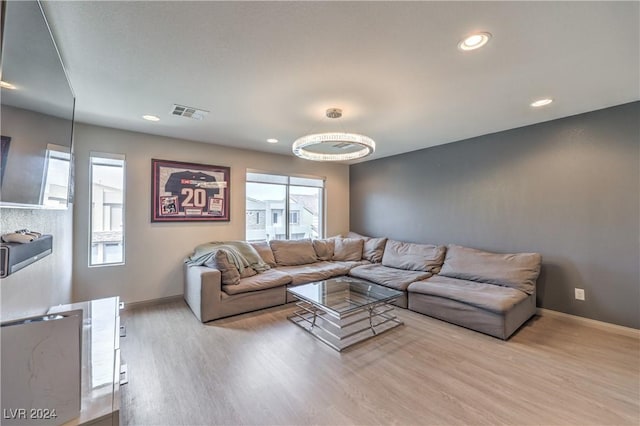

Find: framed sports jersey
<box><xmin>151</xmin><ymin>159</ymin><xmax>230</xmax><ymax>222</ymax></box>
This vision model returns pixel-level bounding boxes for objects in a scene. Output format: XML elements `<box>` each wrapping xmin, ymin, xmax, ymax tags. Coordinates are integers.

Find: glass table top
<box><xmin>287</xmin><ymin>276</ymin><xmax>403</xmax><ymax>316</ymax></box>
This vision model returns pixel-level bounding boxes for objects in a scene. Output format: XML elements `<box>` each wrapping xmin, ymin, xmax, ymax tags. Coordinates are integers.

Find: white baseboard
<box><xmin>537</xmin><ymin>308</ymin><xmax>639</xmax><ymax>338</ymax></box>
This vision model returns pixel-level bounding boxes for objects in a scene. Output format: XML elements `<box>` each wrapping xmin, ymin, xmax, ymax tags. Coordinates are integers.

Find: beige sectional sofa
<box><xmin>183</xmin><ymin>237</ymin><xmax>374</xmax><ymax>322</ymax></box>
<box><xmin>183</xmin><ymin>235</ymin><xmax>541</xmax><ymax>340</ymax></box>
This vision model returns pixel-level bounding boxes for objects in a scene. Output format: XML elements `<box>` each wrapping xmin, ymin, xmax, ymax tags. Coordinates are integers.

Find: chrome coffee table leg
<box><xmin>368</xmin><ymin>306</ymin><xmax>376</xmax><ymax>335</ymax></box>
<box><xmin>311</xmin><ymin>307</ymin><xmax>317</xmax><ymax>330</ymax></box>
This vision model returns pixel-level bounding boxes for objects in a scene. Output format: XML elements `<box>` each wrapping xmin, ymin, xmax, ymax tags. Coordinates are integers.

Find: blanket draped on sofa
<box><xmin>185</xmin><ymin>241</ymin><xmax>270</xmax><ymax>273</ymax></box>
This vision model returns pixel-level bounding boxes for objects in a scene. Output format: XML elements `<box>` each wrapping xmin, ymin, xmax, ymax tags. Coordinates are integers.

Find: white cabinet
<box><xmin>1</xmin><ymin>310</ymin><xmax>82</xmax><ymax>425</ymax></box>
<box><xmin>49</xmin><ymin>297</ymin><xmax>124</xmax><ymax>426</ymax></box>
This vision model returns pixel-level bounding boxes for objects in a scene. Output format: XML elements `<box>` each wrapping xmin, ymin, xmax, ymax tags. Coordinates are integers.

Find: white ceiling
<box><xmin>2</xmin><ymin>1</ymin><xmax>74</xmax><ymax>120</ymax></box>
<box><xmin>40</xmin><ymin>1</ymin><xmax>639</xmax><ymax>163</ymax></box>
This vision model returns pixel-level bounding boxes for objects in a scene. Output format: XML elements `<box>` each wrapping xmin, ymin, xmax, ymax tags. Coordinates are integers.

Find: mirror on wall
<box><xmin>0</xmin><ymin>0</ymin><xmax>75</xmax><ymax>208</ymax></box>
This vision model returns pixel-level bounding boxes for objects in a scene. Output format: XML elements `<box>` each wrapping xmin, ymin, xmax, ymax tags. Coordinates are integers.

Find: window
<box><xmin>289</xmin><ymin>211</ymin><xmax>300</xmax><ymax>225</ymax></box>
<box><xmin>246</xmin><ymin>171</ymin><xmax>324</xmax><ymax>241</ymax></box>
<box><xmin>41</xmin><ymin>144</ymin><xmax>71</xmax><ymax>208</ymax></box>
<box><xmin>90</xmin><ymin>153</ymin><xmax>125</xmax><ymax>266</ymax></box>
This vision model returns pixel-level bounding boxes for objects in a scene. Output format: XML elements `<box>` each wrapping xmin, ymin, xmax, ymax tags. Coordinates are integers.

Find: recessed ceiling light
<box><xmin>0</xmin><ymin>81</ymin><xmax>16</xmax><ymax>90</ymax></box>
<box><xmin>530</xmin><ymin>98</ymin><xmax>554</xmax><ymax>108</ymax></box>
<box><xmin>458</xmin><ymin>32</ymin><xmax>491</xmax><ymax>51</ymax></box>
<box><xmin>266</xmin><ymin>138</ymin><xmax>278</xmax><ymax>144</ymax></box>
<box><xmin>142</xmin><ymin>115</ymin><xmax>160</xmax><ymax>122</ymax></box>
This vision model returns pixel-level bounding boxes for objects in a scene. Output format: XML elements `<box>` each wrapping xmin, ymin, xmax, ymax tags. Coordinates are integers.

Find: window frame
<box><xmin>89</xmin><ymin>152</ymin><xmax>126</xmax><ymax>267</ymax></box>
<box><xmin>40</xmin><ymin>143</ymin><xmax>72</xmax><ymax>208</ymax></box>
<box><xmin>246</xmin><ymin>170</ymin><xmax>325</xmax><ymax>241</ymax></box>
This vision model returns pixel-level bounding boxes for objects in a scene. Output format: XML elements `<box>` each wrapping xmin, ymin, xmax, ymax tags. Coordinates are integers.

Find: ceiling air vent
<box><xmin>170</xmin><ymin>104</ymin><xmax>209</xmax><ymax>121</ymax></box>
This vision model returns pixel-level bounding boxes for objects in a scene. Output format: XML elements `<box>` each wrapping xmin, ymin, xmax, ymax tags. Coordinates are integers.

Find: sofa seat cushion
<box><xmin>222</xmin><ymin>270</ymin><xmax>292</xmax><ymax>295</ymax></box>
<box><xmin>332</xmin><ymin>260</ymin><xmax>372</xmax><ymax>270</ymax></box>
<box><xmin>382</xmin><ymin>240</ymin><xmax>446</xmax><ymax>273</ymax></box>
<box><xmin>349</xmin><ymin>264</ymin><xmax>431</xmax><ymax>291</ymax></box>
<box><xmin>408</xmin><ymin>275</ymin><xmax>528</xmax><ymax>314</ymax></box>
<box><xmin>439</xmin><ymin>245</ymin><xmax>541</xmax><ymax>295</ymax></box>
<box><xmin>277</xmin><ymin>261</ymin><xmax>350</xmax><ymax>286</ymax></box>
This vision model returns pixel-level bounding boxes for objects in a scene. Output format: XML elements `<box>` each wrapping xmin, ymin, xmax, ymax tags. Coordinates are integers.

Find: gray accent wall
<box><xmin>350</xmin><ymin>102</ymin><xmax>639</xmax><ymax>329</ymax></box>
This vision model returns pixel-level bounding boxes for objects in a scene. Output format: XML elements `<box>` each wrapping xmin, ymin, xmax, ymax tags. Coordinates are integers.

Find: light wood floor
<box><xmin>120</xmin><ymin>300</ymin><xmax>639</xmax><ymax>426</ymax></box>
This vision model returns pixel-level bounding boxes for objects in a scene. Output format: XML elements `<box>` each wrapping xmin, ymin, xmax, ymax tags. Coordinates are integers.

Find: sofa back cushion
<box><xmin>363</xmin><ymin>237</ymin><xmax>387</xmax><ymax>263</ymax></box>
<box><xmin>382</xmin><ymin>240</ymin><xmax>446</xmax><ymax>272</ymax></box>
<box><xmin>439</xmin><ymin>244</ymin><xmax>541</xmax><ymax>295</ymax></box>
<box><xmin>332</xmin><ymin>238</ymin><xmax>364</xmax><ymax>261</ymax></box>
<box><xmin>250</xmin><ymin>241</ymin><xmax>277</xmax><ymax>267</ymax></box>
<box><xmin>341</xmin><ymin>232</ymin><xmax>387</xmax><ymax>263</ymax></box>
<box><xmin>345</xmin><ymin>231</ymin><xmax>367</xmax><ymax>239</ymax></box>
<box><xmin>313</xmin><ymin>239</ymin><xmax>335</xmax><ymax>261</ymax></box>
<box><xmin>270</xmin><ymin>239</ymin><xmax>318</xmax><ymax>266</ymax></box>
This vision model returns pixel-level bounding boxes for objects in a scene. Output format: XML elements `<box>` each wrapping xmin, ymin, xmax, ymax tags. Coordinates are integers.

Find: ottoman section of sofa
<box><xmin>408</xmin><ymin>275</ymin><xmax>535</xmax><ymax>339</ymax></box>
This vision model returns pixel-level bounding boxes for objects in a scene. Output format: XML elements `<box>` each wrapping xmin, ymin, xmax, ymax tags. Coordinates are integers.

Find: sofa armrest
<box><xmin>184</xmin><ymin>264</ymin><xmax>222</xmax><ymax>322</ymax></box>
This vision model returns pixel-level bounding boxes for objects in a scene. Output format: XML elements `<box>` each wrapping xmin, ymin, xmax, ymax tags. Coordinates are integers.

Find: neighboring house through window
<box><xmin>245</xmin><ymin>171</ymin><xmax>324</xmax><ymax>241</ymax></box>
<box><xmin>41</xmin><ymin>144</ymin><xmax>71</xmax><ymax>208</ymax></box>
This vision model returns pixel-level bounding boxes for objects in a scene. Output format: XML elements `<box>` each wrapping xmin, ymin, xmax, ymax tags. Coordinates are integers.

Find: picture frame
<box><xmin>151</xmin><ymin>159</ymin><xmax>230</xmax><ymax>222</ymax></box>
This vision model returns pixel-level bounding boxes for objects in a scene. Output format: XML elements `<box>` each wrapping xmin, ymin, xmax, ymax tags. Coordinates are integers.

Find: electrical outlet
<box><xmin>575</xmin><ymin>288</ymin><xmax>585</xmax><ymax>301</ymax></box>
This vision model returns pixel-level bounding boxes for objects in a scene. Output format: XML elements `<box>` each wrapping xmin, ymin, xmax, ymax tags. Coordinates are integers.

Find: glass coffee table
<box><xmin>287</xmin><ymin>276</ymin><xmax>404</xmax><ymax>351</ymax></box>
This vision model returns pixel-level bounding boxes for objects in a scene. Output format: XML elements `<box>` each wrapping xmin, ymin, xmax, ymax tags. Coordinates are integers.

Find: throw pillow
<box><xmin>313</xmin><ymin>239</ymin><xmax>335</xmax><ymax>261</ymax></box>
<box><xmin>250</xmin><ymin>241</ymin><xmax>277</xmax><ymax>267</ymax></box>
<box><xmin>332</xmin><ymin>238</ymin><xmax>364</xmax><ymax>261</ymax></box>
<box><xmin>204</xmin><ymin>250</ymin><xmax>241</xmax><ymax>286</ymax></box>
<box><xmin>239</xmin><ymin>266</ymin><xmax>257</xmax><ymax>279</ymax></box>
<box><xmin>363</xmin><ymin>237</ymin><xmax>387</xmax><ymax>263</ymax></box>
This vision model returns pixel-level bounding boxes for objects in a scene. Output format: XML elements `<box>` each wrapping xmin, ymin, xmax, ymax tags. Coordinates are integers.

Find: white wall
<box><xmin>72</xmin><ymin>123</ymin><xmax>350</xmax><ymax>304</ymax></box>
<box><xmin>0</xmin><ymin>207</ymin><xmax>73</xmax><ymax>321</ymax></box>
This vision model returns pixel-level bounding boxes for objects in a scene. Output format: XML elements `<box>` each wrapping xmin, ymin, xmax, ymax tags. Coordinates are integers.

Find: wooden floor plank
<box><xmin>120</xmin><ymin>300</ymin><xmax>639</xmax><ymax>425</ymax></box>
